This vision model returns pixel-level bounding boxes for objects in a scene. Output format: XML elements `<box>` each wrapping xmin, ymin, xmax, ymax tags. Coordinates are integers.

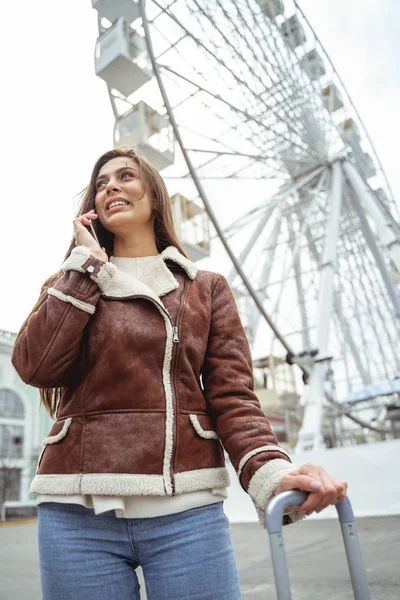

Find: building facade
<box><xmin>0</xmin><ymin>330</ymin><xmax>54</xmax><ymax>509</ymax></box>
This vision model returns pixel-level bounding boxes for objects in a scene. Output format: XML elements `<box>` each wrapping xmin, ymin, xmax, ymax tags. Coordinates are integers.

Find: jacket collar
<box><xmin>160</xmin><ymin>245</ymin><xmax>198</xmax><ymax>281</ymax></box>
<box><xmin>106</xmin><ymin>245</ymin><xmax>198</xmax><ymax>301</ymax></box>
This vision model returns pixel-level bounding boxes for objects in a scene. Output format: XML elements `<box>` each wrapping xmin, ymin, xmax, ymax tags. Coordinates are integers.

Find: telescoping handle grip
<box><xmin>266</xmin><ymin>491</ymin><xmax>371</xmax><ymax>600</ymax></box>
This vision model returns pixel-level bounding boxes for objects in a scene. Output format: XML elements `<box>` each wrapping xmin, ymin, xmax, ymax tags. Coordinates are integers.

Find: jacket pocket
<box><xmin>189</xmin><ymin>414</ymin><xmax>219</xmax><ymax>440</ymax></box>
<box><xmin>36</xmin><ymin>417</ymin><xmax>72</xmax><ymax>474</ymax></box>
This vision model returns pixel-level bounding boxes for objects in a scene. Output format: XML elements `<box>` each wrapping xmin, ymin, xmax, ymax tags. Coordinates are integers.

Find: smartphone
<box><xmin>85</xmin><ymin>208</ymin><xmax>101</xmax><ymax>246</ymax></box>
<box><xmin>88</xmin><ymin>221</ymin><xmax>100</xmax><ymax>246</ymax></box>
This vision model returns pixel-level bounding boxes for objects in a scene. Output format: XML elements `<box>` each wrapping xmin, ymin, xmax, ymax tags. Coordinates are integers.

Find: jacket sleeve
<box><xmin>11</xmin><ymin>246</ymin><xmax>117</xmax><ymax>388</ymax></box>
<box><xmin>201</xmin><ymin>274</ymin><xmax>304</xmax><ymax>526</ymax></box>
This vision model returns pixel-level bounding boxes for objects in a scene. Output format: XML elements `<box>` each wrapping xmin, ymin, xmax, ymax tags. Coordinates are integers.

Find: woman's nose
<box><xmin>106</xmin><ymin>179</ymin><xmax>121</xmax><ymax>192</ymax></box>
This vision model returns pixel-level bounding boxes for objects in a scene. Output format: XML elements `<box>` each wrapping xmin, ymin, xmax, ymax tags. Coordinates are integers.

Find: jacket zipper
<box><xmin>115</xmin><ymin>294</ymin><xmax>173</xmax><ymax>325</ymax></box>
<box><xmin>169</xmin><ymin>278</ymin><xmax>189</xmax><ymax>494</ymax></box>
<box><xmin>110</xmin><ymin>287</ymin><xmax>188</xmax><ymax>495</ymax></box>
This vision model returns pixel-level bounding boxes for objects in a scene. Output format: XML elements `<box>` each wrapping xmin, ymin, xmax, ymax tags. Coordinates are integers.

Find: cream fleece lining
<box><xmin>61</xmin><ymin>245</ymin><xmax>118</xmax><ymax>294</ymax></box>
<box><xmin>35</xmin><ymin>418</ymin><xmax>73</xmax><ymax>475</ymax></box>
<box><xmin>237</xmin><ymin>444</ymin><xmax>290</xmax><ymax>478</ymax></box>
<box><xmin>189</xmin><ymin>414</ymin><xmax>219</xmax><ymax>440</ymax></box>
<box><xmin>248</xmin><ymin>459</ymin><xmax>306</xmax><ymax>527</ymax></box>
<box><xmin>61</xmin><ymin>244</ymin><xmax>198</xmax><ymax>299</ymax></box>
<box><xmin>43</xmin><ymin>418</ymin><xmax>72</xmax><ymax>445</ymax></box>
<box><xmin>29</xmin><ymin>468</ymin><xmax>230</xmax><ymax>496</ymax></box>
<box><xmin>161</xmin><ymin>316</ymin><xmax>174</xmax><ymax>495</ymax></box>
<box><xmin>47</xmin><ymin>288</ymin><xmax>95</xmax><ymax>315</ymax></box>
<box><xmin>174</xmin><ymin>468</ymin><xmax>230</xmax><ymax>493</ymax></box>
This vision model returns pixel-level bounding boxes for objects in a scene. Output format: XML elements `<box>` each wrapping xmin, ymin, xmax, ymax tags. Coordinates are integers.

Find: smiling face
<box><xmin>94</xmin><ymin>156</ymin><xmax>155</xmax><ymax>236</ymax></box>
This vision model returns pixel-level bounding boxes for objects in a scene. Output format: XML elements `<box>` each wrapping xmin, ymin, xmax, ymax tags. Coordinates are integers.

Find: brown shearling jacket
<box><xmin>12</xmin><ymin>245</ymin><xmax>298</xmax><ymax>525</ymax></box>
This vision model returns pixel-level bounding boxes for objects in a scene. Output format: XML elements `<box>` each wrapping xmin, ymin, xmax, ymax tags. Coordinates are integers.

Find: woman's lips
<box><xmin>106</xmin><ymin>203</ymin><xmax>131</xmax><ymax>214</ymax></box>
<box><xmin>105</xmin><ymin>196</ymin><xmax>130</xmax><ymax>211</ymax></box>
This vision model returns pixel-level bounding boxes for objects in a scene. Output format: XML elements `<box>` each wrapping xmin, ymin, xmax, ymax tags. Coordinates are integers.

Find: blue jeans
<box><xmin>38</xmin><ymin>501</ymin><xmax>241</xmax><ymax>600</ymax></box>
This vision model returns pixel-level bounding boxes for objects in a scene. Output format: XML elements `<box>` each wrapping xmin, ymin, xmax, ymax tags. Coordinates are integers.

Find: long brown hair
<box><xmin>14</xmin><ymin>146</ymin><xmax>188</xmax><ymax>418</ymax></box>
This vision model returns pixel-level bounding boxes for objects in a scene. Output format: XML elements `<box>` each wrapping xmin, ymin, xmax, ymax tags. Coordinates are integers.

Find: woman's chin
<box><xmin>101</xmin><ymin>213</ymin><xmax>139</xmax><ymax>234</ymax></box>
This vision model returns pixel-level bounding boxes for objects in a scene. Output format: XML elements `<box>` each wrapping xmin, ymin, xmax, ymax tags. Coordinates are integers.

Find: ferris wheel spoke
<box><xmin>231</xmin><ymin>166</ymin><xmax>328</xmax><ymax>246</ymax></box>
<box><xmin>345</xmin><ymin>194</ymin><xmax>400</xmax><ymax>333</ymax></box>
<box><xmin>161</xmin><ymin>55</ymin><xmax>308</xmax><ymax>163</ymax></box>
<box><xmin>345</xmin><ymin>178</ymin><xmax>400</xmax><ymax>320</ymax></box>
<box><xmin>344</xmin><ymin>161</ymin><xmax>400</xmax><ymax>273</ymax></box>
<box><xmin>147</xmin><ymin>0</ymin><xmax>195</xmax><ymax>27</ymax></box>
<box><xmin>227</xmin><ymin>204</ymin><xmax>278</xmax><ymax>288</ymax></box>
<box><xmin>350</xmin><ymin>239</ymin><xmax>400</xmax><ymax>375</ymax></box>
<box><xmin>179</xmin><ymin>150</ymin><xmax>276</xmax><ymax>182</ymax></box>
<box><xmin>184</xmin><ymin>148</ymin><xmax>278</xmax><ymax>162</ymax></box>
<box><xmin>151</xmin><ymin>0</ymin><xmax>310</xmax><ymax>154</ymax></box>
<box><xmin>268</xmin><ymin>213</ymin><xmax>297</xmax><ymax>318</ymax></box>
<box><xmin>292</xmin><ymin>238</ymin><xmax>312</xmax><ymax>352</ymax></box>
<box><xmin>242</xmin><ymin>1</ymin><xmax>315</xmax><ymax>105</ymax></box>
<box><xmin>191</xmin><ymin>0</ymin><xmax>315</xmax><ymax>150</ymax></box>
<box><xmin>241</xmin><ymin>0</ymin><xmax>296</xmax><ymax>83</ymax></box>
<box><xmin>223</xmin><ymin>195</ymin><xmax>284</xmax><ymax>240</ymax></box>
<box><xmin>343</xmin><ymin>237</ymin><xmax>395</xmax><ymax>377</ymax></box>
<box><xmin>268</xmin><ymin>22</ymin><xmax>332</xmax><ymax>143</ymax></box>
<box><xmin>293</xmin><ymin>1</ymin><xmax>397</xmax><ymax>209</ymax></box>
<box><xmin>170</xmin><ymin>145</ymin><xmax>280</xmax><ymax>180</ymax></box>
<box><xmin>339</xmin><ymin>262</ymin><xmax>387</xmax><ymax>382</ymax></box>
<box><xmin>149</xmin><ymin>0</ymin><xmax>181</xmax><ymax>21</ymax></box>
<box><xmin>158</xmin><ymin>62</ymin><xmax>305</xmax><ymax>164</ymax></box>
<box><xmin>237</xmin><ymin>0</ymin><xmax>324</xmax><ymax>134</ymax></box>
<box><xmin>215</xmin><ymin>0</ymin><xmax>291</xmax><ymax>89</ymax></box>
<box><xmin>333</xmin><ymin>277</ymin><xmax>371</xmax><ymax>385</ymax></box>
<box><xmin>154</xmin><ymin>33</ymin><xmax>188</xmax><ymax>61</ymax></box>
<box><xmin>280</xmin><ymin>170</ymin><xmax>330</xmax><ymax>283</ymax></box>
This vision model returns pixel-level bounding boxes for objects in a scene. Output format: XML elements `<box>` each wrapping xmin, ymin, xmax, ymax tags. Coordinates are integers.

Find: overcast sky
<box><xmin>1</xmin><ymin>0</ymin><xmax>399</xmax><ymax>333</ymax></box>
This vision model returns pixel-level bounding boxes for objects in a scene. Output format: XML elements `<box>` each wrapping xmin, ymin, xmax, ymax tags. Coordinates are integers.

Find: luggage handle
<box><xmin>266</xmin><ymin>491</ymin><xmax>371</xmax><ymax>600</ymax></box>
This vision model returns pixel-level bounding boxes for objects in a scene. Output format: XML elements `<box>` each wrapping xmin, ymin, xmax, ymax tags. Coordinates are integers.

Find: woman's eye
<box><xmin>96</xmin><ymin>172</ymin><xmax>133</xmax><ymax>190</ymax></box>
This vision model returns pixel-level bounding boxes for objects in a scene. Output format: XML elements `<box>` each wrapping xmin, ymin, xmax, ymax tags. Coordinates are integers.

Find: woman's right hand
<box><xmin>73</xmin><ymin>210</ymin><xmax>108</xmax><ymax>262</ymax></box>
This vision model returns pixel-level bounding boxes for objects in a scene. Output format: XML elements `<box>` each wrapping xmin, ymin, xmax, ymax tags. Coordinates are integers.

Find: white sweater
<box><xmin>35</xmin><ymin>253</ymin><xmax>228</xmax><ymax>518</ymax></box>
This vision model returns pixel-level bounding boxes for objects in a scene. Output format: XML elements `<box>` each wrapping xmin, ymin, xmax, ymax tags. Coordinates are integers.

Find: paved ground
<box><xmin>0</xmin><ymin>516</ymin><xmax>398</xmax><ymax>599</ymax></box>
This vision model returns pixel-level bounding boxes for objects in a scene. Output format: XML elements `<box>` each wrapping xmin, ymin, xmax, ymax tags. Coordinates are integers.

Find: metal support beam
<box><xmin>306</xmin><ymin>230</ymin><xmax>370</xmax><ymax>386</ymax></box>
<box><xmin>289</xmin><ymin>169</ymin><xmax>329</xmax><ymax>269</ymax></box>
<box><xmin>296</xmin><ymin>161</ymin><xmax>343</xmax><ymax>451</ymax></box>
<box><xmin>333</xmin><ymin>277</ymin><xmax>372</xmax><ymax>385</ymax></box>
<box><xmin>343</xmin><ymin>161</ymin><xmax>400</xmax><ymax>275</ymax></box>
<box><xmin>348</xmin><ymin>218</ymin><xmax>400</xmax><ymax>376</ymax></box>
<box><xmin>250</xmin><ymin>168</ymin><xmax>327</xmax><ymax>338</ymax></box>
<box><xmin>227</xmin><ymin>166</ymin><xmax>326</xmax><ymax>286</ymax></box>
<box><xmin>290</xmin><ymin>214</ymin><xmax>312</xmax><ymax>352</ymax></box>
<box><xmin>344</xmin><ymin>169</ymin><xmax>400</xmax><ymax>319</ymax></box>
<box><xmin>269</xmin><ymin>170</ymin><xmax>329</xmax><ymax>350</ymax></box>
<box><xmin>227</xmin><ymin>201</ymin><xmax>277</xmax><ymax>286</ymax></box>
<box><xmin>251</xmin><ymin>205</ymin><xmax>285</xmax><ymax>337</ymax></box>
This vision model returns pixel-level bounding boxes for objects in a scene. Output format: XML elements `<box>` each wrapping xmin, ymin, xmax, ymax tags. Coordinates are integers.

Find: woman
<box><xmin>12</xmin><ymin>147</ymin><xmax>347</xmax><ymax>600</ymax></box>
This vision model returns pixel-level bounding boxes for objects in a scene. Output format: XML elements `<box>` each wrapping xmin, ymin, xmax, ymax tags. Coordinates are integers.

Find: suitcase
<box><xmin>265</xmin><ymin>490</ymin><xmax>371</xmax><ymax>599</ymax></box>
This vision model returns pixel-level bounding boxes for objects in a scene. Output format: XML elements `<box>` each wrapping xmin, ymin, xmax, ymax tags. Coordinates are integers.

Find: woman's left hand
<box><xmin>274</xmin><ymin>463</ymin><xmax>348</xmax><ymax>515</ymax></box>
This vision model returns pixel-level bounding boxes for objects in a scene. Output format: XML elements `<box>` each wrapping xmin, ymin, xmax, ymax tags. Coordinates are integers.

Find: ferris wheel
<box><xmin>91</xmin><ymin>0</ymin><xmax>400</xmax><ymax>451</ymax></box>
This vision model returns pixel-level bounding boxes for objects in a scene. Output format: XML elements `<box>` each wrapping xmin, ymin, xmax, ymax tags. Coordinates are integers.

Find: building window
<box><xmin>0</xmin><ymin>389</ymin><xmax>24</xmax><ymax>504</ymax></box>
<box><xmin>0</xmin><ymin>425</ymin><xmax>24</xmax><ymax>459</ymax></box>
<box><xmin>0</xmin><ymin>389</ymin><xmax>25</xmax><ymax>419</ymax></box>
<box><xmin>0</xmin><ymin>468</ymin><xmax>21</xmax><ymax>501</ymax></box>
